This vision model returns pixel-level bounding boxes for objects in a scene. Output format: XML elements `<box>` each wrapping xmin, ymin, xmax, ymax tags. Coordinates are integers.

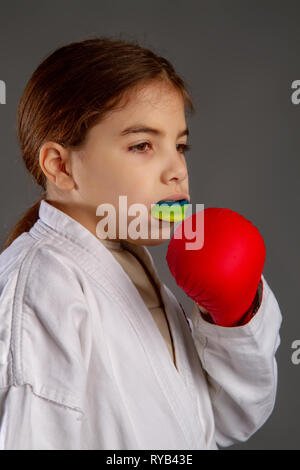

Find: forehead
<box><xmin>86</xmin><ymin>81</ymin><xmax>187</xmax><ymax>143</ymax></box>
<box><xmin>111</xmin><ymin>80</ymin><xmax>182</xmax><ymax>115</ymax></box>
<box><xmin>123</xmin><ymin>81</ymin><xmax>185</xmax><ymax>111</ymax></box>
<box><xmin>114</xmin><ymin>82</ymin><xmax>186</xmax><ymax>131</ymax></box>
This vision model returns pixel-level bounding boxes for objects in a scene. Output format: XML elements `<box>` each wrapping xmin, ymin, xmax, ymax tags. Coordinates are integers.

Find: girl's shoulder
<box><xmin>0</xmin><ymin>231</ymin><xmax>85</xmax><ymax>293</ymax></box>
<box><xmin>0</xmin><ymin>232</ymin><xmax>90</xmax><ymax>409</ymax></box>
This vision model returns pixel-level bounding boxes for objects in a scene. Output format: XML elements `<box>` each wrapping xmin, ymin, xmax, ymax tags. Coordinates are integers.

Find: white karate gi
<box><xmin>0</xmin><ymin>200</ymin><xmax>282</xmax><ymax>450</ymax></box>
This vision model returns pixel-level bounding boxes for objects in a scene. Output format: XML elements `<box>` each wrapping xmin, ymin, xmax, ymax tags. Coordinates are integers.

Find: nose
<box><xmin>161</xmin><ymin>151</ymin><xmax>189</xmax><ymax>184</ymax></box>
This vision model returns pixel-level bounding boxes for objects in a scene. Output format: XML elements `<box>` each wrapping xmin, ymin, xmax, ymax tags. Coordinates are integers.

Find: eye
<box><xmin>128</xmin><ymin>142</ymin><xmax>192</xmax><ymax>154</ymax></box>
<box><xmin>177</xmin><ymin>143</ymin><xmax>192</xmax><ymax>154</ymax></box>
<box><xmin>128</xmin><ymin>142</ymin><xmax>152</xmax><ymax>153</ymax></box>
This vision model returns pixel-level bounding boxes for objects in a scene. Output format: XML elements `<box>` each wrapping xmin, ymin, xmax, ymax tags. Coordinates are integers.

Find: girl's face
<box><xmin>56</xmin><ymin>80</ymin><xmax>190</xmax><ymax>246</ymax></box>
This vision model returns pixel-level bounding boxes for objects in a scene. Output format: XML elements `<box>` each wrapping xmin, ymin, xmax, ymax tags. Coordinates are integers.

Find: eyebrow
<box><xmin>119</xmin><ymin>125</ymin><xmax>189</xmax><ymax>138</ymax></box>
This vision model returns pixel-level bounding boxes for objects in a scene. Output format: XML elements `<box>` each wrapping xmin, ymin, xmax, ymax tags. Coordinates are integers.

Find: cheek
<box><xmin>77</xmin><ymin>148</ymin><xmax>154</xmax><ymax>205</ymax></box>
<box><xmin>129</xmin><ymin>177</ymin><xmax>154</xmax><ymax>202</ymax></box>
<box><xmin>110</xmin><ymin>158</ymin><xmax>151</xmax><ymax>196</ymax></box>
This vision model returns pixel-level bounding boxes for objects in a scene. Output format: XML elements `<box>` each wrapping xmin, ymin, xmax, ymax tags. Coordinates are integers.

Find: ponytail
<box><xmin>2</xmin><ymin>196</ymin><xmax>45</xmax><ymax>252</ymax></box>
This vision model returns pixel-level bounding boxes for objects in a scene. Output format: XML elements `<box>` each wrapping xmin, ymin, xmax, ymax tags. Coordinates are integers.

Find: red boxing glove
<box><xmin>166</xmin><ymin>208</ymin><xmax>266</xmax><ymax>327</ymax></box>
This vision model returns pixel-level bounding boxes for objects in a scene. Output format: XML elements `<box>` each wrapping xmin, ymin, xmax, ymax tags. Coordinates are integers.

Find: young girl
<box><xmin>0</xmin><ymin>37</ymin><xmax>282</xmax><ymax>450</ymax></box>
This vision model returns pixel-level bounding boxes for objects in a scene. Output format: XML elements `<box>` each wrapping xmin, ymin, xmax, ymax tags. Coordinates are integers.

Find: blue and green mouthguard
<box><xmin>150</xmin><ymin>199</ymin><xmax>190</xmax><ymax>222</ymax></box>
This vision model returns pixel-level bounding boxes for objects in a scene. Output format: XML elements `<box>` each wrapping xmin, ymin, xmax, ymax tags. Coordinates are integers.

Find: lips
<box><xmin>155</xmin><ymin>199</ymin><xmax>189</xmax><ymax>207</ymax></box>
<box><xmin>155</xmin><ymin>193</ymin><xmax>190</xmax><ymax>205</ymax></box>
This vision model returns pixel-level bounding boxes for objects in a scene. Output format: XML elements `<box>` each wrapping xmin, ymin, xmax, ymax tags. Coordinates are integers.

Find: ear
<box><xmin>39</xmin><ymin>141</ymin><xmax>75</xmax><ymax>191</ymax></box>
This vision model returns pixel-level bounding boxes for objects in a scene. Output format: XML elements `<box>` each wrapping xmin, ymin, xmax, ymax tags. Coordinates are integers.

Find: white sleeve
<box><xmin>0</xmin><ymin>384</ymin><xmax>83</xmax><ymax>450</ymax></box>
<box><xmin>189</xmin><ymin>274</ymin><xmax>282</xmax><ymax>448</ymax></box>
<box><xmin>0</xmin><ymin>245</ymin><xmax>92</xmax><ymax>450</ymax></box>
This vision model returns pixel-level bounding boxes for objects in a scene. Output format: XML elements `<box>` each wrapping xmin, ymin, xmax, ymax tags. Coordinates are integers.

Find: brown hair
<box><xmin>2</xmin><ymin>35</ymin><xmax>195</xmax><ymax>252</ymax></box>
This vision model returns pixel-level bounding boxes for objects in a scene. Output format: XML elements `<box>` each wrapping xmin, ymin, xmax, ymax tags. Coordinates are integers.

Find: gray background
<box><xmin>0</xmin><ymin>0</ymin><xmax>299</xmax><ymax>450</ymax></box>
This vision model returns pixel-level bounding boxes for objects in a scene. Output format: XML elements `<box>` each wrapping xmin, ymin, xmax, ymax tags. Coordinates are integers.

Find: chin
<box><xmin>126</xmin><ymin>221</ymin><xmax>175</xmax><ymax>247</ymax></box>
